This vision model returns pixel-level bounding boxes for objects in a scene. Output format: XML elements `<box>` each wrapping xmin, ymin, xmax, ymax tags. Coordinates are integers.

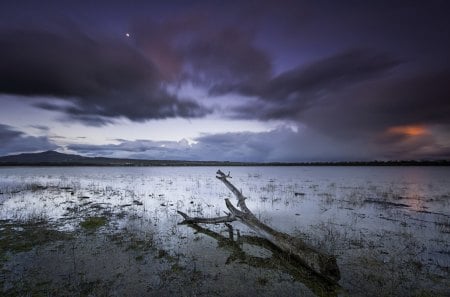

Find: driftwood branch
<box><xmin>177</xmin><ymin>210</ymin><xmax>236</xmax><ymax>224</ymax></box>
<box><xmin>178</xmin><ymin>170</ymin><xmax>341</xmax><ymax>283</ymax></box>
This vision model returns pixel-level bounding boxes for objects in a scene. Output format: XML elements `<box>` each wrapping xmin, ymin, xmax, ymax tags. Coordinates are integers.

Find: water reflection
<box><xmin>182</xmin><ymin>223</ymin><xmax>341</xmax><ymax>297</ymax></box>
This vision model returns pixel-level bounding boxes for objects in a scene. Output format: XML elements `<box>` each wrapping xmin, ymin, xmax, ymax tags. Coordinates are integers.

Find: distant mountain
<box><xmin>0</xmin><ymin>150</ymin><xmax>448</xmax><ymax>166</ymax></box>
<box><xmin>0</xmin><ymin>150</ymin><xmax>90</xmax><ymax>163</ymax></box>
<box><xmin>0</xmin><ymin>150</ymin><xmax>245</xmax><ymax>166</ymax></box>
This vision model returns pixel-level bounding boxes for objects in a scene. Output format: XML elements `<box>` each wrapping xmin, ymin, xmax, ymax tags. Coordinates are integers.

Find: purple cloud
<box><xmin>0</xmin><ymin>124</ymin><xmax>58</xmax><ymax>155</ymax></box>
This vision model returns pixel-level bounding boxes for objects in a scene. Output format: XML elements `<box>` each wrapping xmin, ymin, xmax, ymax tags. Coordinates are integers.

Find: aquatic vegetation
<box><xmin>80</xmin><ymin>216</ymin><xmax>108</xmax><ymax>230</ymax></box>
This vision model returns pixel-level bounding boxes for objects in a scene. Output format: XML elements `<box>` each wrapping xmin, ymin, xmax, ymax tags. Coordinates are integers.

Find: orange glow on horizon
<box><xmin>387</xmin><ymin>125</ymin><xmax>426</xmax><ymax>136</ymax></box>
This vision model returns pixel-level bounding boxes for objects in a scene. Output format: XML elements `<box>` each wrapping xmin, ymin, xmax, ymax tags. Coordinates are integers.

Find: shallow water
<box><xmin>1</xmin><ymin>166</ymin><xmax>449</xmax><ymax>296</ymax></box>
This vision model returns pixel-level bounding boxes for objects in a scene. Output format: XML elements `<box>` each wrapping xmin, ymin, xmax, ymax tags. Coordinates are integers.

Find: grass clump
<box><xmin>80</xmin><ymin>216</ymin><xmax>108</xmax><ymax>230</ymax></box>
<box><xmin>0</xmin><ymin>220</ymin><xmax>72</xmax><ymax>264</ymax></box>
<box><xmin>256</xmin><ymin>276</ymin><xmax>269</xmax><ymax>286</ymax></box>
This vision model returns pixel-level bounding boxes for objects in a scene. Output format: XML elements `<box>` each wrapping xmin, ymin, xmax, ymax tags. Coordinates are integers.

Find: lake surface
<box><xmin>1</xmin><ymin>166</ymin><xmax>449</xmax><ymax>296</ymax></box>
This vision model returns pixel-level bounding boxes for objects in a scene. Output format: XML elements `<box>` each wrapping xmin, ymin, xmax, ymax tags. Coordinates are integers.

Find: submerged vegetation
<box><xmin>0</xmin><ymin>219</ymin><xmax>72</xmax><ymax>258</ymax></box>
<box><xmin>0</xmin><ymin>166</ymin><xmax>449</xmax><ymax>296</ymax></box>
<box><xmin>80</xmin><ymin>216</ymin><xmax>108</xmax><ymax>230</ymax></box>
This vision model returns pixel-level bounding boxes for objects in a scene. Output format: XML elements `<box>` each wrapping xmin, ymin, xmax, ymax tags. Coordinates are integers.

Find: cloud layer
<box><xmin>67</xmin><ymin>125</ymin><xmax>448</xmax><ymax>162</ymax></box>
<box><xmin>0</xmin><ymin>1</ymin><xmax>449</xmax><ymax>160</ymax></box>
<box><xmin>0</xmin><ymin>25</ymin><xmax>209</xmax><ymax>125</ymax></box>
<box><xmin>0</xmin><ymin>124</ymin><xmax>58</xmax><ymax>155</ymax></box>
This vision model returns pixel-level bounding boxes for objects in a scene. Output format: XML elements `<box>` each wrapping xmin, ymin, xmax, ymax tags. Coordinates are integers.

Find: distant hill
<box><xmin>0</xmin><ymin>150</ymin><xmax>90</xmax><ymax>163</ymax></box>
<box><xmin>0</xmin><ymin>150</ymin><xmax>448</xmax><ymax>166</ymax></box>
<box><xmin>0</xmin><ymin>150</ymin><xmax>248</xmax><ymax>166</ymax></box>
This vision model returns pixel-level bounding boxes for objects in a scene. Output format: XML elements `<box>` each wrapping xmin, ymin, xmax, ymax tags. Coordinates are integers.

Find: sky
<box><xmin>0</xmin><ymin>0</ymin><xmax>449</xmax><ymax>161</ymax></box>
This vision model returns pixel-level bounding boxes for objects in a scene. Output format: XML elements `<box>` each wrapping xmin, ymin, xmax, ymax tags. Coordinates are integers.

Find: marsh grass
<box><xmin>435</xmin><ymin>217</ymin><xmax>450</xmax><ymax>234</ymax></box>
<box><xmin>79</xmin><ymin>216</ymin><xmax>108</xmax><ymax>230</ymax></box>
<box><xmin>0</xmin><ymin>219</ymin><xmax>72</xmax><ymax>266</ymax></box>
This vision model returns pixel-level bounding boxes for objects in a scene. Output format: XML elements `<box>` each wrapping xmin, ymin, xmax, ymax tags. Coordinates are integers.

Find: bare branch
<box><xmin>177</xmin><ymin>210</ymin><xmax>236</xmax><ymax>225</ymax></box>
<box><xmin>224</xmin><ymin>198</ymin><xmax>246</xmax><ymax>217</ymax></box>
<box><xmin>178</xmin><ymin>170</ymin><xmax>341</xmax><ymax>283</ymax></box>
<box><xmin>216</xmin><ymin>170</ymin><xmax>250</xmax><ymax>212</ymax></box>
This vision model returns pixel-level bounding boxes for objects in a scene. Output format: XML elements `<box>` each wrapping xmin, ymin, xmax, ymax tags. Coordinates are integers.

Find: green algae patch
<box><xmin>0</xmin><ymin>219</ymin><xmax>72</xmax><ymax>263</ymax></box>
<box><xmin>80</xmin><ymin>216</ymin><xmax>108</xmax><ymax>230</ymax></box>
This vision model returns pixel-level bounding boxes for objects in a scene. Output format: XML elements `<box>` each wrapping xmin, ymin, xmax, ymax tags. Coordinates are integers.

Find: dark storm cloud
<box><xmin>184</xmin><ymin>27</ymin><xmax>272</xmax><ymax>93</ymax></box>
<box><xmin>293</xmin><ymin>68</ymin><xmax>450</xmax><ymax>160</ymax></box>
<box><xmin>129</xmin><ymin>16</ymin><xmax>273</xmax><ymax>94</ymax></box>
<box><xmin>229</xmin><ymin>48</ymin><xmax>401</xmax><ymax>119</ymax></box>
<box><xmin>369</xmin><ymin>70</ymin><xmax>450</xmax><ymax>126</ymax></box>
<box><xmin>217</xmin><ymin>48</ymin><xmax>450</xmax><ymax>160</ymax></box>
<box><xmin>362</xmin><ymin>70</ymin><xmax>450</xmax><ymax>159</ymax></box>
<box><xmin>302</xmin><ymin>69</ymin><xmax>450</xmax><ymax>136</ymax></box>
<box><xmin>0</xmin><ymin>124</ymin><xmax>58</xmax><ymax>155</ymax></box>
<box><xmin>0</xmin><ymin>14</ymin><xmax>271</xmax><ymax>125</ymax></box>
<box><xmin>0</xmin><ymin>11</ymin><xmax>273</xmax><ymax>125</ymax></box>
<box><xmin>0</xmin><ymin>26</ymin><xmax>209</xmax><ymax>124</ymax></box>
<box><xmin>373</xmin><ymin>131</ymin><xmax>448</xmax><ymax>160</ymax></box>
<box><xmin>0</xmin><ymin>0</ymin><xmax>449</xmax><ymax>161</ymax></box>
<box><xmin>262</xmin><ymin>49</ymin><xmax>400</xmax><ymax>100</ymax></box>
<box><xmin>214</xmin><ymin>45</ymin><xmax>450</xmax><ymax>160</ymax></box>
<box><xmin>0</xmin><ymin>124</ymin><xmax>21</xmax><ymax>140</ymax></box>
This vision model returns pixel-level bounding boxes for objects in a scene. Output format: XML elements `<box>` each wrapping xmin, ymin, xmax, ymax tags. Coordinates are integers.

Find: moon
<box><xmin>125</xmin><ymin>33</ymin><xmax>130</xmax><ymax>37</ymax></box>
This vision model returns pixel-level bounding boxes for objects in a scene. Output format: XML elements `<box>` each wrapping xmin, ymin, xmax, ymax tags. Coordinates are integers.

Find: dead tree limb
<box><xmin>177</xmin><ymin>210</ymin><xmax>236</xmax><ymax>224</ymax></box>
<box><xmin>178</xmin><ymin>169</ymin><xmax>341</xmax><ymax>283</ymax></box>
